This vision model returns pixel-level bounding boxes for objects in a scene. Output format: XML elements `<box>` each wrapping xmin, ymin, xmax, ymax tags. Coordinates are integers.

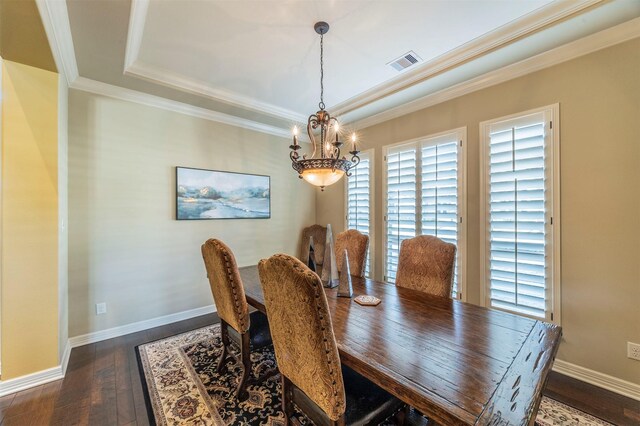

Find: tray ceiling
<box><xmin>128</xmin><ymin>0</ymin><xmax>554</xmax><ymax>116</ymax></box>
<box><xmin>63</xmin><ymin>0</ymin><xmax>640</xmax><ymax>133</ymax></box>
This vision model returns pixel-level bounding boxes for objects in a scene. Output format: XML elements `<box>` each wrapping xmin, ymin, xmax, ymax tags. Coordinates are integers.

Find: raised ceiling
<box><xmin>65</xmin><ymin>0</ymin><xmax>640</xmax><ymax>133</ymax></box>
<box><xmin>129</xmin><ymin>0</ymin><xmax>554</xmax><ymax>117</ymax></box>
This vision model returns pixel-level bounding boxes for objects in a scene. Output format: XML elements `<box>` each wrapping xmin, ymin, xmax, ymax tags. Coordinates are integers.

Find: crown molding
<box><xmin>124</xmin><ymin>0</ymin><xmax>150</xmax><ymax>71</ymax></box>
<box><xmin>123</xmin><ymin>61</ymin><xmax>307</xmax><ymax>123</ymax></box>
<box><xmin>70</xmin><ymin>77</ymin><xmax>294</xmax><ymax>139</ymax></box>
<box><xmin>332</xmin><ymin>0</ymin><xmax>602</xmax><ymax>117</ymax></box>
<box><xmin>35</xmin><ymin>0</ymin><xmax>79</xmax><ymax>85</ymax></box>
<box><xmin>347</xmin><ymin>16</ymin><xmax>640</xmax><ymax>130</ymax></box>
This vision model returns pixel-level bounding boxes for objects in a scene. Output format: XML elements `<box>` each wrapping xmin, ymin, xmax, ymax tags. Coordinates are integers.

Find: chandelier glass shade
<box><xmin>289</xmin><ymin>22</ymin><xmax>360</xmax><ymax>191</ymax></box>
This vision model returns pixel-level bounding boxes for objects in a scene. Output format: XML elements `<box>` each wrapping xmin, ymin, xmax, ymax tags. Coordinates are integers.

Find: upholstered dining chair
<box><xmin>299</xmin><ymin>224</ymin><xmax>327</xmax><ymax>271</ymax></box>
<box><xmin>334</xmin><ymin>229</ymin><xmax>369</xmax><ymax>278</ymax></box>
<box><xmin>395</xmin><ymin>235</ymin><xmax>457</xmax><ymax>298</ymax></box>
<box><xmin>258</xmin><ymin>254</ymin><xmax>405</xmax><ymax>426</ymax></box>
<box><xmin>201</xmin><ymin>239</ymin><xmax>274</xmax><ymax>399</ymax></box>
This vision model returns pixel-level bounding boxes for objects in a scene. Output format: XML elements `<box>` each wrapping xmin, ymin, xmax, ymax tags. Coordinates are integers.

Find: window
<box><xmin>480</xmin><ymin>105</ymin><xmax>560</xmax><ymax>323</ymax></box>
<box><xmin>345</xmin><ymin>149</ymin><xmax>373</xmax><ymax>277</ymax></box>
<box><xmin>384</xmin><ymin>128</ymin><xmax>466</xmax><ymax>299</ymax></box>
<box><xmin>384</xmin><ymin>145</ymin><xmax>417</xmax><ymax>284</ymax></box>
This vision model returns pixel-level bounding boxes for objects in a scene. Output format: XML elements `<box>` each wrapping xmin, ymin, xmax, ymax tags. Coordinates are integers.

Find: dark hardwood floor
<box><xmin>0</xmin><ymin>313</ymin><xmax>637</xmax><ymax>425</ymax></box>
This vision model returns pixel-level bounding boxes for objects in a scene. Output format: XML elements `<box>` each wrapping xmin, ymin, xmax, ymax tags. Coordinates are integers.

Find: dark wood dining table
<box><xmin>239</xmin><ymin>265</ymin><xmax>562</xmax><ymax>426</ymax></box>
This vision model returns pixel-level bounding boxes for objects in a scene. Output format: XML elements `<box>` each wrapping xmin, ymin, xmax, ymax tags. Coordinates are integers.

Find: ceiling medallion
<box><xmin>289</xmin><ymin>21</ymin><xmax>360</xmax><ymax>191</ymax></box>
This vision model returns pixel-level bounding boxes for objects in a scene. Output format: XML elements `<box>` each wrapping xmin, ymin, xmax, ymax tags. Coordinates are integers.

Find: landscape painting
<box><xmin>176</xmin><ymin>167</ymin><xmax>270</xmax><ymax>220</ymax></box>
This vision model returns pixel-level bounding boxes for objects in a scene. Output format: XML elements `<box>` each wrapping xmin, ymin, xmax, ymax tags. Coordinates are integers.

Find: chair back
<box><xmin>201</xmin><ymin>239</ymin><xmax>249</xmax><ymax>334</ymax></box>
<box><xmin>258</xmin><ymin>254</ymin><xmax>346</xmax><ymax>421</ymax></box>
<box><xmin>300</xmin><ymin>224</ymin><xmax>327</xmax><ymax>265</ymax></box>
<box><xmin>335</xmin><ymin>229</ymin><xmax>369</xmax><ymax>277</ymax></box>
<box><xmin>395</xmin><ymin>235</ymin><xmax>456</xmax><ymax>298</ymax></box>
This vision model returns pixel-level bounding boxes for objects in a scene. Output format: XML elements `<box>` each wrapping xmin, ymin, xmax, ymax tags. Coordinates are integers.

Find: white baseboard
<box><xmin>553</xmin><ymin>359</ymin><xmax>640</xmax><ymax>401</ymax></box>
<box><xmin>68</xmin><ymin>304</ymin><xmax>216</xmax><ymax>348</ymax></box>
<box><xmin>0</xmin><ymin>305</ymin><xmax>216</xmax><ymax>397</ymax></box>
<box><xmin>0</xmin><ymin>366</ymin><xmax>64</xmax><ymax>397</ymax></box>
<box><xmin>60</xmin><ymin>340</ymin><xmax>72</xmax><ymax>375</ymax></box>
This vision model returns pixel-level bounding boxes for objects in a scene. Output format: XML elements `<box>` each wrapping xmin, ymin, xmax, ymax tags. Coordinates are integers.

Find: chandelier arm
<box><xmin>350</xmin><ymin>154</ymin><xmax>361</xmax><ymax>168</ymax></box>
<box><xmin>307</xmin><ymin>115</ymin><xmax>317</xmax><ymax>159</ymax></box>
<box><xmin>333</xmin><ymin>141</ymin><xmax>341</xmax><ymax>158</ymax></box>
<box><xmin>334</xmin><ymin>145</ymin><xmax>341</xmax><ymax>161</ymax></box>
<box><xmin>345</xmin><ymin>154</ymin><xmax>359</xmax><ymax>177</ymax></box>
<box><xmin>321</xmin><ymin>111</ymin><xmax>329</xmax><ymax>159</ymax></box>
<box><xmin>331</xmin><ymin>141</ymin><xmax>342</xmax><ymax>173</ymax></box>
<box><xmin>320</xmin><ymin>124</ymin><xmax>325</xmax><ymax>159</ymax></box>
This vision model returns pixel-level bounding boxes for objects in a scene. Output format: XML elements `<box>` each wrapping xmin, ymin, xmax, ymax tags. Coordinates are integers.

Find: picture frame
<box><xmin>176</xmin><ymin>166</ymin><xmax>271</xmax><ymax>220</ymax></box>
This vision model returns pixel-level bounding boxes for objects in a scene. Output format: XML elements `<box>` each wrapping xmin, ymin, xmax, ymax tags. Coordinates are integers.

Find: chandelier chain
<box><xmin>319</xmin><ymin>33</ymin><xmax>325</xmax><ymax>110</ymax></box>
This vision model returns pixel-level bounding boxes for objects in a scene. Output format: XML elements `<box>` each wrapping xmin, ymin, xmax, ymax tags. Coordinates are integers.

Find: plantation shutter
<box><xmin>421</xmin><ymin>137</ymin><xmax>461</xmax><ymax>298</ymax></box>
<box><xmin>385</xmin><ymin>145</ymin><xmax>417</xmax><ymax>282</ymax></box>
<box><xmin>346</xmin><ymin>152</ymin><xmax>372</xmax><ymax>276</ymax></box>
<box><xmin>487</xmin><ymin>113</ymin><xmax>549</xmax><ymax>319</ymax></box>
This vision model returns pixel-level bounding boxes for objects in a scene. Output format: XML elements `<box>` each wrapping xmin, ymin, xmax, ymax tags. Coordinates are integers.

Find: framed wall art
<box><xmin>176</xmin><ymin>167</ymin><xmax>270</xmax><ymax>220</ymax></box>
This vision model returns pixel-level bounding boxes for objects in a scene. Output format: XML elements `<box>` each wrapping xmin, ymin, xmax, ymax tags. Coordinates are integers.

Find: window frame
<box><xmin>382</xmin><ymin>127</ymin><xmax>467</xmax><ymax>301</ymax></box>
<box><xmin>343</xmin><ymin>148</ymin><xmax>375</xmax><ymax>278</ymax></box>
<box><xmin>479</xmin><ymin>104</ymin><xmax>561</xmax><ymax>324</ymax></box>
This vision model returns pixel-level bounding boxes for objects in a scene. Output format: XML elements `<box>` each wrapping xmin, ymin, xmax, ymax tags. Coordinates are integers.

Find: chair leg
<box><xmin>216</xmin><ymin>321</ymin><xmax>229</xmax><ymax>374</ymax></box>
<box><xmin>236</xmin><ymin>332</ymin><xmax>251</xmax><ymax>400</ymax></box>
<box><xmin>395</xmin><ymin>405</ymin><xmax>409</xmax><ymax>425</ymax></box>
<box><xmin>282</xmin><ymin>375</ymin><xmax>294</xmax><ymax>425</ymax></box>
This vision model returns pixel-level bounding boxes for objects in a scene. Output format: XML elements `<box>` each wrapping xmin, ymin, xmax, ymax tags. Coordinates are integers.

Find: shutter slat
<box><xmin>386</xmin><ymin>148</ymin><xmax>416</xmax><ymax>283</ymax></box>
<box><xmin>487</xmin><ymin>116</ymin><xmax>549</xmax><ymax>319</ymax></box>
<box><xmin>421</xmin><ymin>138</ymin><xmax>461</xmax><ymax>297</ymax></box>
<box><xmin>347</xmin><ymin>155</ymin><xmax>372</xmax><ymax>277</ymax></box>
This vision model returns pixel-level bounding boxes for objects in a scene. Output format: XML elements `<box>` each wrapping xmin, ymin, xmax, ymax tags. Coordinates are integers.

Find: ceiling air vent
<box><xmin>388</xmin><ymin>51</ymin><xmax>422</xmax><ymax>71</ymax></box>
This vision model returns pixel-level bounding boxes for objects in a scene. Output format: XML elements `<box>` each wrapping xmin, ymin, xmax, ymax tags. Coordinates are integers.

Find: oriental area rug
<box><xmin>136</xmin><ymin>324</ymin><xmax>613</xmax><ymax>426</ymax></box>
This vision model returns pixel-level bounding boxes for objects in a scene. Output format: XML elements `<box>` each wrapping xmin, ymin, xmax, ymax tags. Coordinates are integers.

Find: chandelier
<box><xmin>289</xmin><ymin>21</ymin><xmax>360</xmax><ymax>191</ymax></box>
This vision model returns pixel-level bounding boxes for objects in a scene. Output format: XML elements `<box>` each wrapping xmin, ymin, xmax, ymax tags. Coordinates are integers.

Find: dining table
<box><xmin>239</xmin><ymin>265</ymin><xmax>562</xmax><ymax>426</ymax></box>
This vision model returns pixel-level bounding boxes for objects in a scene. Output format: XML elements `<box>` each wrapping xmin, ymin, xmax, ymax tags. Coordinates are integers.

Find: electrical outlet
<box><xmin>96</xmin><ymin>302</ymin><xmax>107</xmax><ymax>315</ymax></box>
<box><xmin>628</xmin><ymin>342</ymin><xmax>640</xmax><ymax>361</ymax></box>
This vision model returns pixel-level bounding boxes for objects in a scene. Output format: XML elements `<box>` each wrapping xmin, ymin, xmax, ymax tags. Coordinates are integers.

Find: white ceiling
<box><xmin>64</xmin><ymin>0</ymin><xmax>640</xmax><ymax>134</ymax></box>
<box><xmin>133</xmin><ymin>0</ymin><xmax>553</xmax><ymax>115</ymax></box>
